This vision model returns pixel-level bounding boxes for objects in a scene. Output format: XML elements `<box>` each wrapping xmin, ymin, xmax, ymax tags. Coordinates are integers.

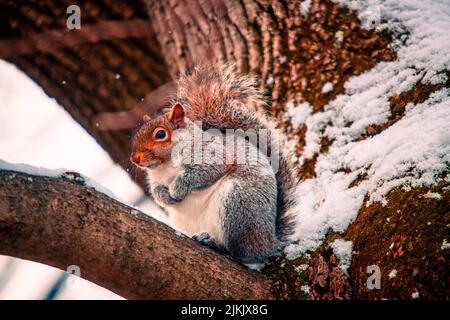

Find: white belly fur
<box><xmin>146</xmin><ymin>162</ymin><xmax>233</xmax><ymax>244</ymax></box>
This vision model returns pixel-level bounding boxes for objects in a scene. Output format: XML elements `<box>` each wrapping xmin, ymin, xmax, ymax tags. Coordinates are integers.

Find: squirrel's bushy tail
<box><xmin>175</xmin><ymin>64</ymin><xmax>265</xmax><ymax>131</ymax></box>
<box><xmin>174</xmin><ymin>63</ymin><xmax>297</xmax><ymax>241</ymax></box>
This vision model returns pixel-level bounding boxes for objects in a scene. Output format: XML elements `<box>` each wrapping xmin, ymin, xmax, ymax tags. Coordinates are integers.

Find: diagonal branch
<box><xmin>92</xmin><ymin>81</ymin><xmax>176</xmax><ymax>131</ymax></box>
<box><xmin>0</xmin><ymin>169</ymin><xmax>274</xmax><ymax>299</ymax></box>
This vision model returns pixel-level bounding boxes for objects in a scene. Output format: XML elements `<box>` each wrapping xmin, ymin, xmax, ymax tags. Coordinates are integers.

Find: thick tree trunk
<box><xmin>145</xmin><ymin>0</ymin><xmax>394</xmax><ymax>116</ymax></box>
<box><xmin>0</xmin><ymin>169</ymin><xmax>274</xmax><ymax>299</ymax></box>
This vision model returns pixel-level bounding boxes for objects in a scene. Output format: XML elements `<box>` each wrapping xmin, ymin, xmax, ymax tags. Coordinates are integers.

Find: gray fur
<box><xmin>221</xmin><ymin>169</ymin><xmax>280</xmax><ymax>263</ymax></box>
<box><xmin>170</xmin><ymin>164</ymin><xmax>230</xmax><ymax>200</ymax></box>
<box><xmin>151</xmin><ymin>166</ymin><xmax>279</xmax><ymax>263</ymax></box>
<box><xmin>152</xmin><ymin>185</ymin><xmax>179</xmax><ymax>205</ymax></box>
<box><xmin>148</xmin><ymin>139</ymin><xmax>279</xmax><ymax>263</ymax></box>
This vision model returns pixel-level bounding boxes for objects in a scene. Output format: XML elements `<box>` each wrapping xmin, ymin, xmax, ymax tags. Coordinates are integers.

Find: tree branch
<box><xmin>0</xmin><ymin>20</ymin><xmax>154</xmax><ymax>58</ymax></box>
<box><xmin>0</xmin><ymin>169</ymin><xmax>274</xmax><ymax>299</ymax></box>
<box><xmin>92</xmin><ymin>81</ymin><xmax>176</xmax><ymax>131</ymax></box>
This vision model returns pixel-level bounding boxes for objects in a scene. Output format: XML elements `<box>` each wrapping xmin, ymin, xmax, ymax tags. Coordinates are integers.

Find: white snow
<box><xmin>423</xmin><ymin>191</ymin><xmax>442</xmax><ymax>200</ymax></box>
<box><xmin>441</xmin><ymin>239</ymin><xmax>450</xmax><ymax>250</ymax></box>
<box><xmin>335</xmin><ymin>31</ymin><xmax>344</xmax><ymax>48</ymax></box>
<box><xmin>285</xmin><ymin>101</ymin><xmax>331</xmax><ymax>163</ymax></box>
<box><xmin>174</xmin><ymin>230</ymin><xmax>184</xmax><ymax>237</ymax></box>
<box><xmin>300</xmin><ymin>285</ymin><xmax>311</xmax><ymax>294</ymax></box>
<box><xmin>300</xmin><ymin>0</ymin><xmax>312</xmax><ymax>18</ymax></box>
<box><xmin>388</xmin><ymin>269</ymin><xmax>397</xmax><ymax>279</ymax></box>
<box><xmin>329</xmin><ymin>239</ymin><xmax>353</xmax><ymax>274</ymax></box>
<box><xmin>411</xmin><ymin>290</ymin><xmax>420</xmax><ymax>299</ymax></box>
<box><xmin>285</xmin><ymin>0</ymin><xmax>450</xmax><ymax>259</ymax></box>
<box><xmin>0</xmin><ymin>159</ymin><xmax>118</xmax><ymax>200</ymax></box>
<box><xmin>294</xmin><ymin>264</ymin><xmax>309</xmax><ymax>274</ymax></box>
<box><xmin>245</xmin><ymin>263</ymin><xmax>266</xmax><ymax>271</ymax></box>
<box><xmin>427</xmin><ymin>72</ymin><xmax>447</xmax><ymax>86</ymax></box>
<box><xmin>322</xmin><ymin>82</ymin><xmax>334</xmax><ymax>94</ymax></box>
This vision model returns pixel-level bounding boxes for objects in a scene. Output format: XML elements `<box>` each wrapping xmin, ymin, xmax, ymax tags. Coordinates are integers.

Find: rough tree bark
<box><xmin>0</xmin><ymin>169</ymin><xmax>274</xmax><ymax>299</ymax></box>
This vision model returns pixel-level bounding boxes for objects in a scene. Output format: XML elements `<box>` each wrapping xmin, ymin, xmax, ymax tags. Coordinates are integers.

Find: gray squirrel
<box><xmin>130</xmin><ymin>64</ymin><xmax>295</xmax><ymax>263</ymax></box>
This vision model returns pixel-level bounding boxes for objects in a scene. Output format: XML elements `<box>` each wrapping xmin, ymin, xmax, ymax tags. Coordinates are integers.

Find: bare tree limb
<box><xmin>0</xmin><ymin>20</ymin><xmax>154</xmax><ymax>58</ymax></box>
<box><xmin>92</xmin><ymin>81</ymin><xmax>176</xmax><ymax>131</ymax></box>
<box><xmin>0</xmin><ymin>169</ymin><xmax>274</xmax><ymax>299</ymax></box>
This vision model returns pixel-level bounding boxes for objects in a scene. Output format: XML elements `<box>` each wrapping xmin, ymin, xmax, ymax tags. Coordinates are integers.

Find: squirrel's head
<box><xmin>130</xmin><ymin>103</ymin><xmax>186</xmax><ymax>169</ymax></box>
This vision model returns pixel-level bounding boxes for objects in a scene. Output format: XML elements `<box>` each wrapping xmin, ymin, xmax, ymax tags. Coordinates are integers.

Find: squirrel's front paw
<box><xmin>168</xmin><ymin>182</ymin><xmax>189</xmax><ymax>201</ymax></box>
<box><xmin>153</xmin><ymin>185</ymin><xmax>179</xmax><ymax>205</ymax></box>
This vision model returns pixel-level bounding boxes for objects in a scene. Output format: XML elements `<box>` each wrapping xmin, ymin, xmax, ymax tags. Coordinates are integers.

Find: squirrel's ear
<box><xmin>143</xmin><ymin>114</ymin><xmax>151</xmax><ymax>122</ymax></box>
<box><xmin>170</xmin><ymin>103</ymin><xmax>186</xmax><ymax>129</ymax></box>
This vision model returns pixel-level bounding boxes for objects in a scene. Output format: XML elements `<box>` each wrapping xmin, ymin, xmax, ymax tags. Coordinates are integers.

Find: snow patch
<box><xmin>300</xmin><ymin>0</ymin><xmax>312</xmax><ymax>18</ymax></box>
<box><xmin>245</xmin><ymin>263</ymin><xmax>266</xmax><ymax>272</ymax></box>
<box><xmin>284</xmin><ymin>0</ymin><xmax>450</xmax><ymax>259</ymax></box>
<box><xmin>329</xmin><ymin>239</ymin><xmax>353</xmax><ymax>274</ymax></box>
<box><xmin>388</xmin><ymin>269</ymin><xmax>397</xmax><ymax>279</ymax></box>
<box><xmin>335</xmin><ymin>30</ymin><xmax>344</xmax><ymax>48</ymax></box>
<box><xmin>0</xmin><ymin>159</ymin><xmax>118</xmax><ymax>200</ymax></box>
<box><xmin>300</xmin><ymin>285</ymin><xmax>311</xmax><ymax>294</ymax></box>
<box><xmin>441</xmin><ymin>239</ymin><xmax>450</xmax><ymax>250</ymax></box>
<box><xmin>322</xmin><ymin>82</ymin><xmax>334</xmax><ymax>94</ymax></box>
<box><xmin>426</xmin><ymin>72</ymin><xmax>448</xmax><ymax>86</ymax></box>
<box><xmin>294</xmin><ymin>264</ymin><xmax>309</xmax><ymax>274</ymax></box>
<box><xmin>284</xmin><ymin>101</ymin><xmax>331</xmax><ymax>162</ymax></box>
<box><xmin>423</xmin><ymin>191</ymin><xmax>442</xmax><ymax>200</ymax></box>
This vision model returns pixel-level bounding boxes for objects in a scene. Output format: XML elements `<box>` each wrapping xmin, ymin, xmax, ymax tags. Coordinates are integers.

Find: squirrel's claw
<box><xmin>192</xmin><ymin>232</ymin><xmax>216</xmax><ymax>247</ymax></box>
<box><xmin>153</xmin><ymin>185</ymin><xmax>179</xmax><ymax>205</ymax></box>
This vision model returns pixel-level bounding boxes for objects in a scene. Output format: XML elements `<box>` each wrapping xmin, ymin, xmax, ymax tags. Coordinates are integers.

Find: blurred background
<box><xmin>0</xmin><ymin>59</ymin><xmax>163</xmax><ymax>299</ymax></box>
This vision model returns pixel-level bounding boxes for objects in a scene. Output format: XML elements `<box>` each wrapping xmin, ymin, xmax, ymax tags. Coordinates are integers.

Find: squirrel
<box><xmin>130</xmin><ymin>64</ymin><xmax>295</xmax><ymax>264</ymax></box>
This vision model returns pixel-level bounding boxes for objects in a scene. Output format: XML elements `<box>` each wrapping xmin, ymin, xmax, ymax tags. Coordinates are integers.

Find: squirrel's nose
<box><xmin>130</xmin><ymin>152</ymin><xmax>141</xmax><ymax>165</ymax></box>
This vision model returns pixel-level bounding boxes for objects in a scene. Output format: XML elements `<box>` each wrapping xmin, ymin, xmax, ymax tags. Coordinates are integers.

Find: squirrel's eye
<box><xmin>154</xmin><ymin>129</ymin><xmax>167</xmax><ymax>140</ymax></box>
